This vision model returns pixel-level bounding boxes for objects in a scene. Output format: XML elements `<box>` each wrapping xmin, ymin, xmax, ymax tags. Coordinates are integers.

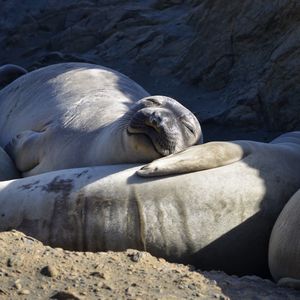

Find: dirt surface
<box><xmin>0</xmin><ymin>230</ymin><xmax>299</xmax><ymax>300</ymax></box>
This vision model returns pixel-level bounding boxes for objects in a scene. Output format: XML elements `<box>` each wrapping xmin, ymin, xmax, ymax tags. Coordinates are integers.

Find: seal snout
<box><xmin>147</xmin><ymin>111</ymin><xmax>169</xmax><ymax>132</ymax></box>
<box><xmin>128</xmin><ymin>95</ymin><xmax>202</xmax><ymax>157</ymax></box>
<box><xmin>128</xmin><ymin>107</ymin><xmax>181</xmax><ymax>156</ymax></box>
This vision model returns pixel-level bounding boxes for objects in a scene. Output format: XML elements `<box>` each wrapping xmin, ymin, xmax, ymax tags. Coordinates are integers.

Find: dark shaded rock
<box><xmin>50</xmin><ymin>291</ymin><xmax>81</xmax><ymax>300</ymax></box>
<box><xmin>0</xmin><ymin>0</ymin><xmax>299</xmax><ymax>134</ymax></box>
<box><xmin>40</xmin><ymin>265</ymin><xmax>58</xmax><ymax>277</ymax></box>
<box><xmin>179</xmin><ymin>0</ymin><xmax>300</xmax><ymax>130</ymax></box>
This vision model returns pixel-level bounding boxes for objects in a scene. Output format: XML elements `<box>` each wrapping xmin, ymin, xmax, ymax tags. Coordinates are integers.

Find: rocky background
<box><xmin>1</xmin><ymin>0</ymin><xmax>299</xmax><ymax>141</ymax></box>
<box><xmin>0</xmin><ymin>0</ymin><xmax>300</xmax><ymax>298</ymax></box>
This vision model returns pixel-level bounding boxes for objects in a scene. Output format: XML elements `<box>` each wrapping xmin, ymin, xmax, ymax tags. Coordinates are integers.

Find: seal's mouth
<box><xmin>127</xmin><ymin>127</ymin><xmax>164</xmax><ymax>156</ymax></box>
<box><xmin>127</xmin><ymin>125</ymin><xmax>176</xmax><ymax>156</ymax></box>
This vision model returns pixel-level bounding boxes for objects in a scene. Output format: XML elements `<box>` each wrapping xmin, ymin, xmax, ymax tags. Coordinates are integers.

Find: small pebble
<box><xmin>41</xmin><ymin>265</ymin><xmax>58</xmax><ymax>277</ymax></box>
<box><xmin>125</xmin><ymin>287</ymin><xmax>135</xmax><ymax>296</ymax></box>
<box><xmin>102</xmin><ymin>283</ymin><xmax>112</xmax><ymax>290</ymax></box>
<box><xmin>50</xmin><ymin>291</ymin><xmax>81</xmax><ymax>300</ymax></box>
<box><xmin>18</xmin><ymin>289</ymin><xmax>30</xmax><ymax>295</ymax></box>
<box><xmin>6</xmin><ymin>258</ymin><xmax>13</xmax><ymax>267</ymax></box>
<box><xmin>128</xmin><ymin>252</ymin><xmax>143</xmax><ymax>262</ymax></box>
<box><xmin>13</xmin><ymin>279</ymin><xmax>22</xmax><ymax>290</ymax></box>
<box><xmin>90</xmin><ymin>271</ymin><xmax>108</xmax><ymax>279</ymax></box>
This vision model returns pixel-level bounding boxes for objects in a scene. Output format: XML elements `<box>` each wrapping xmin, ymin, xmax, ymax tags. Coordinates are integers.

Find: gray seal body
<box><xmin>0</xmin><ymin>63</ymin><xmax>201</xmax><ymax>176</ymax></box>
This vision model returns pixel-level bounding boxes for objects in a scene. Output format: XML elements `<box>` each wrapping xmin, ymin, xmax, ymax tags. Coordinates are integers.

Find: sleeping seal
<box><xmin>0</xmin><ymin>63</ymin><xmax>201</xmax><ymax>176</ymax></box>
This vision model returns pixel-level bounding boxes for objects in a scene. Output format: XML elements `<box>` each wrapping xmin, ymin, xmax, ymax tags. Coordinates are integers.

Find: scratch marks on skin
<box><xmin>41</xmin><ymin>176</ymin><xmax>75</xmax><ymax>249</ymax></box>
<box><xmin>74</xmin><ymin>170</ymin><xmax>89</xmax><ymax>178</ymax></box>
<box><xmin>42</xmin><ymin>176</ymin><xmax>73</xmax><ymax>195</ymax></box>
<box><xmin>73</xmin><ymin>191</ymin><xmax>89</xmax><ymax>251</ymax></box>
<box><xmin>18</xmin><ymin>180</ymin><xmax>40</xmax><ymax>191</ymax></box>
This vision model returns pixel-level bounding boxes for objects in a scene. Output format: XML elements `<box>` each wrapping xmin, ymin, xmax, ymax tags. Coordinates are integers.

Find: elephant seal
<box><xmin>269</xmin><ymin>189</ymin><xmax>300</xmax><ymax>289</ymax></box>
<box><xmin>0</xmin><ymin>62</ymin><xmax>201</xmax><ymax>177</ymax></box>
<box><xmin>0</xmin><ymin>64</ymin><xmax>27</xmax><ymax>89</ymax></box>
<box><xmin>0</xmin><ymin>132</ymin><xmax>300</xmax><ymax>277</ymax></box>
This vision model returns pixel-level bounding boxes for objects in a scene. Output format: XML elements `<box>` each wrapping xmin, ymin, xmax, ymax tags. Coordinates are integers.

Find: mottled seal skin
<box><xmin>0</xmin><ymin>62</ymin><xmax>201</xmax><ymax>177</ymax></box>
<box><xmin>0</xmin><ymin>64</ymin><xmax>27</xmax><ymax>89</ymax></box>
<box><xmin>0</xmin><ymin>132</ymin><xmax>300</xmax><ymax>278</ymax></box>
<box><xmin>269</xmin><ymin>189</ymin><xmax>300</xmax><ymax>289</ymax></box>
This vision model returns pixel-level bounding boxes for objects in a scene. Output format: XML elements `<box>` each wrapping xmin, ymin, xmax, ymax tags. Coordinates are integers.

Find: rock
<box><xmin>50</xmin><ymin>291</ymin><xmax>81</xmax><ymax>300</ymax></box>
<box><xmin>89</xmin><ymin>271</ymin><xmax>109</xmax><ymax>279</ymax></box>
<box><xmin>0</xmin><ymin>1</ymin><xmax>300</xmax><ymax>295</ymax></box>
<box><xmin>13</xmin><ymin>279</ymin><xmax>22</xmax><ymax>290</ymax></box>
<box><xmin>18</xmin><ymin>289</ymin><xmax>30</xmax><ymax>295</ymax></box>
<box><xmin>41</xmin><ymin>265</ymin><xmax>59</xmax><ymax>277</ymax></box>
<box><xmin>127</xmin><ymin>250</ymin><xmax>144</xmax><ymax>263</ymax></box>
<box><xmin>0</xmin><ymin>1</ymin><xmax>299</xmax><ymax>134</ymax></box>
<box><xmin>6</xmin><ymin>258</ymin><xmax>13</xmax><ymax>267</ymax></box>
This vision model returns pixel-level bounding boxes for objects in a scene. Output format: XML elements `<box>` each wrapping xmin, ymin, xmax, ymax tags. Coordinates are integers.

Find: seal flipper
<box><xmin>5</xmin><ymin>130</ymin><xmax>44</xmax><ymax>175</ymax></box>
<box><xmin>137</xmin><ymin>141</ymin><xmax>251</xmax><ymax>177</ymax></box>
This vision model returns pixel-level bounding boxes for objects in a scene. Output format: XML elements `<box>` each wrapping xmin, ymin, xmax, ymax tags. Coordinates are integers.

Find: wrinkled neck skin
<box><xmin>88</xmin><ymin>121</ymin><xmax>161</xmax><ymax>166</ymax></box>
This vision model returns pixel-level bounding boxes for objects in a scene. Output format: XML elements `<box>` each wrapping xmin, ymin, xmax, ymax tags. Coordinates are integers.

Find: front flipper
<box><xmin>137</xmin><ymin>141</ymin><xmax>251</xmax><ymax>177</ymax></box>
<box><xmin>5</xmin><ymin>130</ymin><xmax>44</xmax><ymax>175</ymax></box>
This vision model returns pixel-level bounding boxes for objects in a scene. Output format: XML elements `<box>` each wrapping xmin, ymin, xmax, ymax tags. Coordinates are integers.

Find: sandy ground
<box><xmin>0</xmin><ymin>230</ymin><xmax>299</xmax><ymax>300</ymax></box>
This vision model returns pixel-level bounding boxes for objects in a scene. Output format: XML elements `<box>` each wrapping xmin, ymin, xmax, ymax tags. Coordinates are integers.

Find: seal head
<box><xmin>127</xmin><ymin>96</ymin><xmax>202</xmax><ymax>156</ymax></box>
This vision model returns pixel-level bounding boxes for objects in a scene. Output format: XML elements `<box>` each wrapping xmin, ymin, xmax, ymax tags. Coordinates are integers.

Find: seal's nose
<box><xmin>149</xmin><ymin>112</ymin><xmax>163</xmax><ymax>127</ymax></box>
<box><xmin>147</xmin><ymin>111</ymin><xmax>169</xmax><ymax>132</ymax></box>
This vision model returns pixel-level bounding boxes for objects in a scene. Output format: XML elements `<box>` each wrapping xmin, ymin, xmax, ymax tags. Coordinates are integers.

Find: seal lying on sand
<box><xmin>0</xmin><ymin>63</ymin><xmax>201</xmax><ymax>176</ymax></box>
<box><xmin>0</xmin><ymin>132</ymin><xmax>300</xmax><ymax>278</ymax></box>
